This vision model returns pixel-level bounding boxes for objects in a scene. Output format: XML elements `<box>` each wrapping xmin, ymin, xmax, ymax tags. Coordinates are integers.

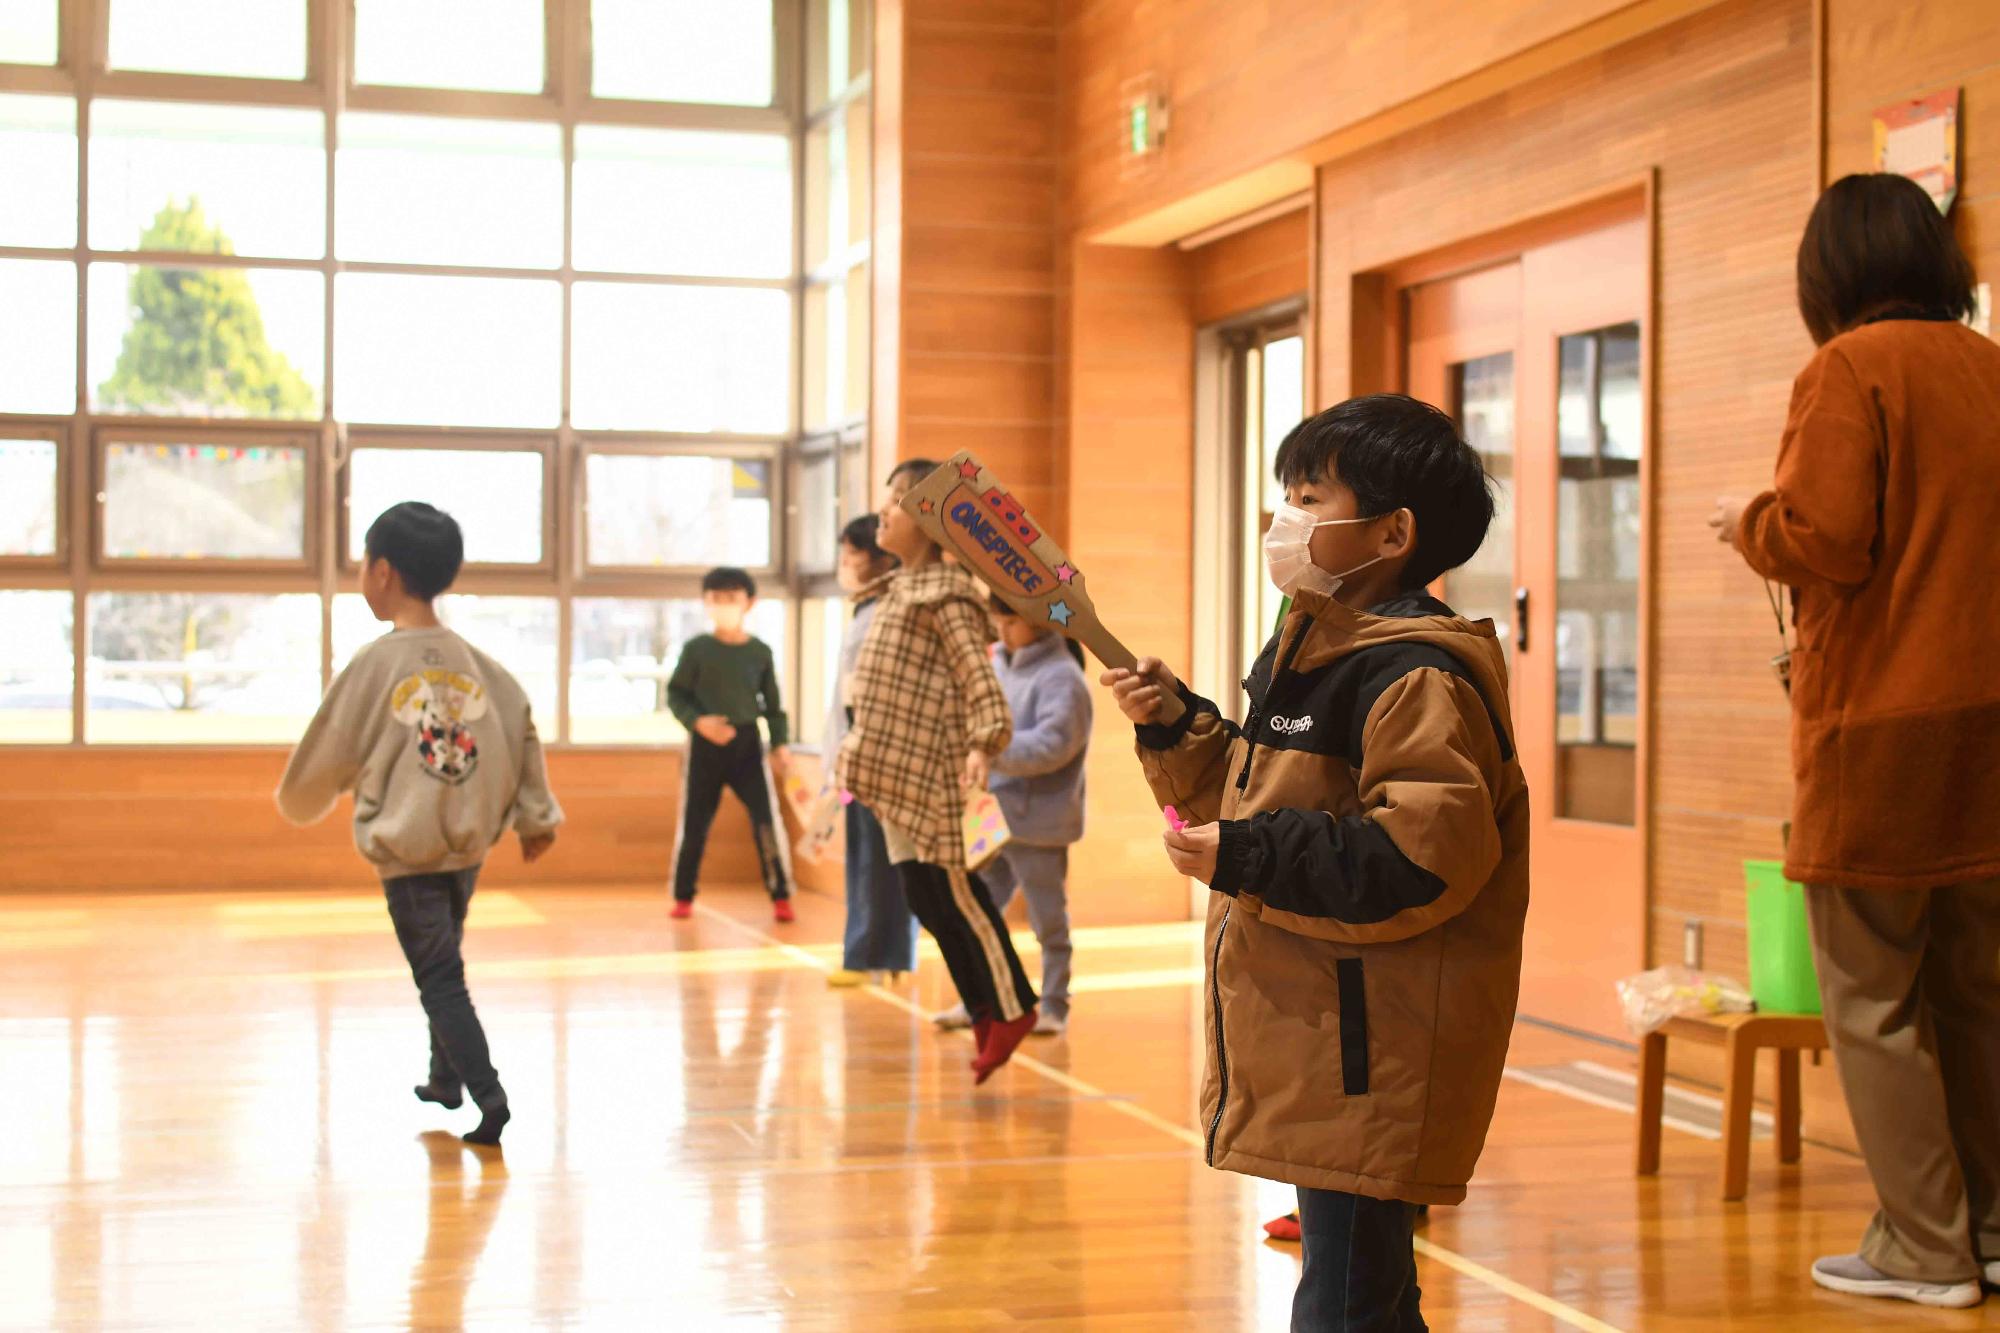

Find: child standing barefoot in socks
<box><xmin>839</xmin><ymin>460</ymin><xmax>1039</xmax><ymax>1082</ymax></box>
<box><xmin>278</xmin><ymin>502</ymin><xmax>562</xmax><ymax>1147</ymax></box>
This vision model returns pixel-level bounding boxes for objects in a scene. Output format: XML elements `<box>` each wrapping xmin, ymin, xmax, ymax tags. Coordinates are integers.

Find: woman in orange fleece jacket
<box><xmin>1713</xmin><ymin>173</ymin><xmax>2000</xmax><ymax>1311</ymax></box>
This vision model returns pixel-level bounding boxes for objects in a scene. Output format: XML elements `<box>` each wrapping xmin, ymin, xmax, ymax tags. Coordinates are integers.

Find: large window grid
<box><xmin>0</xmin><ymin>0</ymin><xmax>874</xmax><ymax>748</ymax></box>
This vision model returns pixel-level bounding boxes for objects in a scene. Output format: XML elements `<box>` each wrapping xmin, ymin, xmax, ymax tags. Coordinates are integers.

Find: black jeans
<box><xmin>672</xmin><ymin>730</ymin><xmax>792</xmax><ymax>902</ymax></box>
<box><xmin>383</xmin><ymin>867</ymin><xmax>504</xmax><ymax>1112</ymax></box>
<box><xmin>894</xmin><ymin>860</ymin><xmax>1037</xmax><ymax>1024</ymax></box>
<box><xmin>1292</xmin><ymin>1188</ymin><xmax>1426</xmax><ymax>1333</ymax></box>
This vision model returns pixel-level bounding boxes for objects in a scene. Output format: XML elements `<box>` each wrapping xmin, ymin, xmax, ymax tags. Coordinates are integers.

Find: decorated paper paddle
<box><xmin>900</xmin><ymin>451</ymin><xmax>1184</xmax><ymax>721</ymax></box>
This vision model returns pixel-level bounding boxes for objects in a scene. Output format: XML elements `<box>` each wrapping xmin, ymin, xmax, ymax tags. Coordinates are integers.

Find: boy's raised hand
<box><xmin>1101</xmin><ymin>656</ymin><xmax>1180</xmax><ymax>726</ymax></box>
<box><xmin>521</xmin><ymin>831</ymin><xmax>556</xmax><ymax>863</ymax></box>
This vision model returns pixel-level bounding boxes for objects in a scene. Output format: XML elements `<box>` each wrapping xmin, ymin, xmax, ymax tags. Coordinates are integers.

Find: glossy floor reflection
<box><xmin>1</xmin><ymin>886</ymin><xmax>1995</xmax><ymax>1330</ymax></box>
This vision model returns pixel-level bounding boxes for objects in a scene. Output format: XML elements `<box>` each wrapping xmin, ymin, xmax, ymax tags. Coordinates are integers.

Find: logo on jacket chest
<box><xmin>1266</xmin><ymin>714</ymin><xmax>1315</xmax><ymax>737</ymax></box>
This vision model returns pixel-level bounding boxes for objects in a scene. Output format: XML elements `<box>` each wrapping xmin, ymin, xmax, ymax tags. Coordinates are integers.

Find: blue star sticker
<box><xmin>1048</xmin><ymin>600</ymin><xmax>1074</xmax><ymax>627</ymax></box>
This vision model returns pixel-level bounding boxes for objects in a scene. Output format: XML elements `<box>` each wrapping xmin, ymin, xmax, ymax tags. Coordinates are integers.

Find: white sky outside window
<box><xmin>347</xmin><ymin>449</ymin><xmax>545</xmax><ymax>566</ymax></box>
<box><xmin>0</xmin><ymin>589</ymin><xmax>72</xmax><ymax>744</ymax></box>
<box><xmin>353</xmin><ymin>0</ymin><xmax>545</xmax><ymax>93</ymax></box>
<box><xmin>0</xmin><ymin>94</ymin><xmax>74</xmax><ymax>248</ymax></box>
<box><xmin>336</xmin><ymin>113</ymin><xmax>562</xmax><ymax>268</ymax></box>
<box><xmin>0</xmin><ymin>2</ymin><xmax>59</xmax><ymax>65</ymax></box>
<box><xmin>591</xmin><ymin>0</ymin><xmax>773</xmax><ymax>106</ymax></box>
<box><xmin>585</xmin><ymin>454</ymin><xmax>771</xmax><ymax>568</ymax></box>
<box><xmin>572</xmin><ymin>283</ymin><xmax>788</xmax><ymax>433</ymax></box>
<box><xmin>107</xmin><ymin>0</ymin><xmax>307</xmax><ymax>80</ymax></box>
<box><xmin>334</xmin><ymin>273</ymin><xmax>560</xmax><ymax>427</ymax></box>
<box><xmin>0</xmin><ymin>258</ymin><xmax>76</xmax><ymax>415</ymax></box>
<box><xmin>89</xmin><ymin>101</ymin><xmax>325</xmax><ymax>259</ymax></box>
<box><xmin>0</xmin><ymin>438</ymin><xmax>57</xmax><ymax>557</ymax></box>
<box><xmin>572</xmin><ymin>127</ymin><xmax>790</xmax><ymax>277</ymax></box>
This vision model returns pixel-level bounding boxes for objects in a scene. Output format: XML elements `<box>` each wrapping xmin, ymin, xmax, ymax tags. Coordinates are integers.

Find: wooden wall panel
<box><xmin>1825</xmin><ymin>0</ymin><xmax>1999</xmax><ymax>289</ymax></box>
<box><xmin>1063</xmin><ymin>244</ymin><xmax>1196</xmax><ymax>922</ymax></box>
<box><xmin>0</xmin><ymin>748</ymin><xmax>842</xmax><ymax>896</ymax></box>
<box><xmin>894</xmin><ymin>0</ymin><xmax>1060</xmax><ymax>517</ymax></box>
<box><xmin>1189</xmin><ymin>207</ymin><xmax>1311</xmax><ymax>326</ymax></box>
<box><xmin>1310</xmin><ymin>0</ymin><xmax>1835</xmax><ymax>1122</ymax></box>
<box><xmin>1058</xmin><ymin>0</ymin><xmax>1642</xmax><ymax>238</ymax></box>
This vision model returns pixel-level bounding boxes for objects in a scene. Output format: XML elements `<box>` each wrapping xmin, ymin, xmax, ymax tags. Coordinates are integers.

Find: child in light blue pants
<box><xmin>936</xmin><ymin>594</ymin><xmax>1092</xmax><ymax>1035</ymax></box>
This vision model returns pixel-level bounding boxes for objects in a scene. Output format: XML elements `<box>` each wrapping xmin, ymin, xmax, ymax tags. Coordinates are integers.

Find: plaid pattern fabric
<box><xmin>837</xmin><ymin>562</ymin><xmax>1012</xmax><ymax>868</ymax></box>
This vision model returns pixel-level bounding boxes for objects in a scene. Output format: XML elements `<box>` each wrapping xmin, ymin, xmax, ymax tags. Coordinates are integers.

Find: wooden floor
<box><xmin>2</xmin><ymin>885</ymin><xmax>1995</xmax><ymax>1331</ymax></box>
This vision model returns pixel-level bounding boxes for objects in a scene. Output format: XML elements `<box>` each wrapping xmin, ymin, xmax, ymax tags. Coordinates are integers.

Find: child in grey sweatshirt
<box><xmin>277</xmin><ymin>502</ymin><xmax>562</xmax><ymax>1146</ymax></box>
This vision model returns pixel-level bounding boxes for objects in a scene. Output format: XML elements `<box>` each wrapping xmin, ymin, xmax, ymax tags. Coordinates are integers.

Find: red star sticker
<box><xmin>918</xmin><ymin>499</ymin><xmax>935</xmax><ymax>513</ymax></box>
<box><xmin>957</xmin><ymin>460</ymin><xmax>982</xmax><ymax>478</ymax></box>
<box><xmin>1055</xmin><ymin>563</ymin><xmax>1077</xmax><ymax>584</ymax></box>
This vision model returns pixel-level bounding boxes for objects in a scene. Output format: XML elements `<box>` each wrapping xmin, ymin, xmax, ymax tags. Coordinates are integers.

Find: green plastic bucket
<box><xmin>1743</xmin><ymin>861</ymin><xmax>1822</xmax><ymax>1015</ymax></box>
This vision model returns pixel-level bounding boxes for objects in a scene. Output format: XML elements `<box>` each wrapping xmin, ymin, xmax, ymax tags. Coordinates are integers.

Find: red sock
<box><xmin>973</xmin><ymin>1016</ymin><xmax>993</xmax><ymax>1050</ymax></box>
<box><xmin>972</xmin><ymin>1008</ymin><xmax>1037</xmax><ymax>1085</ymax></box>
<box><xmin>670</xmin><ymin>900</ymin><xmax>694</xmax><ymax>919</ymax></box>
<box><xmin>772</xmin><ymin>899</ymin><xmax>796</xmax><ymax>923</ymax></box>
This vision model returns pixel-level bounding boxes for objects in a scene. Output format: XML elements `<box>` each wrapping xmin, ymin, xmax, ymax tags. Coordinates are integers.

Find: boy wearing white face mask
<box><xmin>1104</xmin><ymin>394</ymin><xmax>1529</xmax><ymax>1333</ymax></box>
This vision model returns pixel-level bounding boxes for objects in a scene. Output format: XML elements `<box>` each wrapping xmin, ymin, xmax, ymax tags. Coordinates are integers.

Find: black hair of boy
<box><xmin>1271</xmin><ymin>394</ymin><xmax>1495</xmax><ymax>590</ymax></box>
<box><xmin>988</xmin><ymin>591</ymin><xmax>1085</xmax><ymax>668</ymax></box>
<box><xmin>701</xmin><ymin>566</ymin><xmax>758</xmax><ymax>599</ymax></box>
<box><xmin>364</xmin><ymin>501</ymin><xmax>465</xmax><ymax>601</ymax></box>
<box><xmin>885</xmin><ymin>457</ymin><xmax>941</xmax><ymax>490</ymax></box>
<box><xmin>841</xmin><ymin>514</ymin><xmax>889</xmax><ymax>561</ymax></box>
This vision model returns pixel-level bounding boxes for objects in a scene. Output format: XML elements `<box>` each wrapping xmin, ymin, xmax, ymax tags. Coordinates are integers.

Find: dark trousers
<box><xmin>383</xmin><ymin>867</ymin><xmax>504</xmax><ymax>1112</ymax></box>
<box><xmin>1293</xmin><ymin>1188</ymin><xmax>1426</xmax><ymax>1333</ymax></box>
<box><xmin>672</xmin><ymin>730</ymin><xmax>792</xmax><ymax>902</ymax></box>
<box><xmin>894</xmin><ymin>860</ymin><xmax>1037</xmax><ymax>1024</ymax></box>
<box><xmin>843</xmin><ymin>798</ymin><xmax>918</xmax><ymax>972</ymax></box>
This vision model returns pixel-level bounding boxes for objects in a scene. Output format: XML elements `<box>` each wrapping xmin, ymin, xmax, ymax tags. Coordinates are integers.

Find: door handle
<box><xmin>1514</xmin><ymin>586</ymin><xmax>1530</xmax><ymax>652</ymax></box>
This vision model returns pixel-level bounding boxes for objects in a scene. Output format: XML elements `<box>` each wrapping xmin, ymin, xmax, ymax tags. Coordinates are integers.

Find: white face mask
<box><xmin>1263</xmin><ymin>500</ymin><xmax>1386</xmax><ymax>598</ymax></box>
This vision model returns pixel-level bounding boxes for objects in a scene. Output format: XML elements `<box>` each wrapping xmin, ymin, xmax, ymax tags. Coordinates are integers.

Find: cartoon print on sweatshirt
<box><xmin>390</xmin><ymin>669</ymin><xmax>488</xmax><ymax>784</ymax></box>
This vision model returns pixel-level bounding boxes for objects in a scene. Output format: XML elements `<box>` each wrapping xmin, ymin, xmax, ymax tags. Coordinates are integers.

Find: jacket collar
<box><xmin>1287</xmin><ymin>584</ymin><xmax>1460</xmax><ymax>625</ymax></box>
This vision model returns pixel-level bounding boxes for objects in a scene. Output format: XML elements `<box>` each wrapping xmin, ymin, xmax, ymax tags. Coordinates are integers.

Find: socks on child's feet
<box><xmin>972</xmin><ymin>1009</ymin><xmax>1037</xmax><ymax>1085</ymax></box>
<box><xmin>772</xmin><ymin>899</ymin><xmax>796</xmax><ymax>924</ymax></box>
<box><xmin>462</xmin><ymin>1101</ymin><xmax>511</xmax><ymax>1147</ymax></box>
<box><xmin>414</xmin><ymin>1082</ymin><xmax>464</xmax><ymax>1110</ymax></box>
<box><xmin>670</xmin><ymin>899</ymin><xmax>694</xmax><ymax>920</ymax></box>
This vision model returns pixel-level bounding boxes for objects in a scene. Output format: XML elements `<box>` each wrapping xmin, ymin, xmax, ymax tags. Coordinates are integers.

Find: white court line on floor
<box><xmin>1502</xmin><ymin>1066</ymin><xmax>1723</xmax><ymax>1142</ymax></box>
<box><xmin>1572</xmin><ymin>1058</ymin><xmax>1775</xmax><ymax>1130</ymax></box>
<box><xmin>695</xmin><ymin>901</ymin><xmax>1625</xmax><ymax>1333</ymax></box>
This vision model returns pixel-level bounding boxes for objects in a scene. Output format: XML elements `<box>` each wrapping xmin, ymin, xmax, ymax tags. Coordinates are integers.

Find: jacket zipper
<box><xmin>1205</xmin><ymin>902</ymin><xmax>1233</xmax><ymax>1165</ymax></box>
<box><xmin>1235</xmin><ymin>614</ymin><xmax>1316</xmax><ymax>793</ymax></box>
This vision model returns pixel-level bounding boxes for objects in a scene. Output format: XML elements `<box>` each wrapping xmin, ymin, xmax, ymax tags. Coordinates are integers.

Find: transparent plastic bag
<box><xmin>1615</xmin><ymin>965</ymin><xmax>1755</xmax><ymax>1035</ymax></box>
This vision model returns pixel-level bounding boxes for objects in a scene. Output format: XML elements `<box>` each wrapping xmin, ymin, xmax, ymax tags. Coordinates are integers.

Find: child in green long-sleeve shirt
<box><xmin>665</xmin><ymin>567</ymin><xmax>794</xmax><ymax>921</ymax></box>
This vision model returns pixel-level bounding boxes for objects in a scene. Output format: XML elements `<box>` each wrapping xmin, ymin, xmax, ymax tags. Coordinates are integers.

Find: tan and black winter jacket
<box><xmin>1136</xmin><ymin>588</ymin><xmax>1528</xmax><ymax>1205</ymax></box>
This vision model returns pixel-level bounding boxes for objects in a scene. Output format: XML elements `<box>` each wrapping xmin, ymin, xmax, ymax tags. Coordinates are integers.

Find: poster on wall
<box><xmin>1873</xmin><ymin>88</ymin><xmax>1960</xmax><ymax>213</ymax></box>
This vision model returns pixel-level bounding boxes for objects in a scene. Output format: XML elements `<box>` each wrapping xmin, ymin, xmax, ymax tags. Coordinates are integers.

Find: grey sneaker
<box><xmin>932</xmin><ymin>1003</ymin><xmax>972</xmax><ymax>1030</ymax></box>
<box><xmin>1032</xmin><ymin>1010</ymin><xmax>1066</xmax><ymax>1037</ymax></box>
<box><xmin>1810</xmin><ymin>1255</ymin><xmax>1982</xmax><ymax>1309</ymax></box>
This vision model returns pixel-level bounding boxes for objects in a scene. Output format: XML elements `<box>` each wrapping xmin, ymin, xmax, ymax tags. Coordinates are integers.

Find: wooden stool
<box><xmin>1635</xmin><ymin>1011</ymin><xmax>1829</xmax><ymax>1201</ymax></box>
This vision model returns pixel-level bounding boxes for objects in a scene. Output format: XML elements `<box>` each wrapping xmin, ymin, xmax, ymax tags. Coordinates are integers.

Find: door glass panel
<box><xmin>1555</xmin><ymin>321</ymin><xmax>1640</xmax><ymax>825</ymax></box>
<box><xmin>1446</xmin><ymin>352</ymin><xmax>1515</xmax><ymax>661</ymax></box>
